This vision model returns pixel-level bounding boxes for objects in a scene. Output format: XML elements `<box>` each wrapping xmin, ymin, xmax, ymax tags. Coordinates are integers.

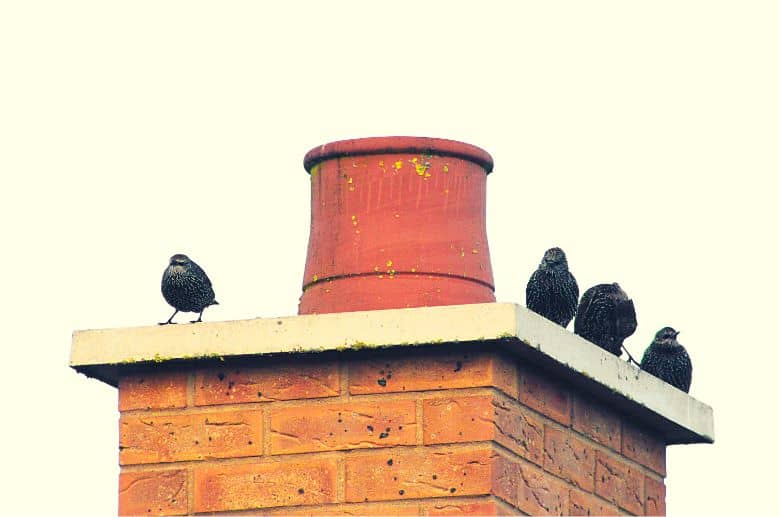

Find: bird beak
<box><xmin>674</xmin><ymin>330</ymin><xmax>680</xmax><ymax>337</ymax></box>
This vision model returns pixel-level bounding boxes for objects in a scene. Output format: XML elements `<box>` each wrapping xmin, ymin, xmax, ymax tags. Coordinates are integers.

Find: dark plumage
<box><xmin>574</xmin><ymin>283</ymin><xmax>637</xmax><ymax>356</ymax></box>
<box><xmin>160</xmin><ymin>254</ymin><xmax>218</xmax><ymax>325</ymax></box>
<box><xmin>640</xmin><ymin>327</ymin><xmax>692</xmax><ymax>392</ymax></box>
<box><xmin>526</xmin><ymin>247</ymin><xmax>579</xmax><ymax>328</ymax></box>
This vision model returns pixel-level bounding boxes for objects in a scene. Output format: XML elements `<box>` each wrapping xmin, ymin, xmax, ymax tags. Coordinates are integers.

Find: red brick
<box><xmin>517</xmin><ymin>364</ymin><xmax>571</xmax><ymax>425</ymax></box>
<box><xmin>491</xmin><ymin>454</ymin><xmax>521</xmax><ymax>507</ymax></box>
<box><xmin>345</xmin><ymin>446</ymin><xmax>493</xmax><ymax>502</ymax></box>
<box><xmin>572</xmin><ymin>394</ymin><xmax>621</xmax><ymax>450</ymax></box>
<box><xmin>349</xmin><ymin>351</ymin><xmax>517</xmax><ymax>396</ymax></box>
<box><xmin>270</xmin><ymin>399</ymin><xmax>417</xmax><ymax>454</ymax></box>
<box><xmin>595</xmin><ymin>451</ymin><xmax>645</xmax><ymax>515</ymax></box>
<box><xmin>622</xmin><ymin>423</ymin><xmax>666</xmax><ymax>476</ymax></box>
<box><xmin>264</xmin><ymin>501</ymin><xmax>422</xmax><ymax>515</ymax></box>
<box><xmin>193</xmin><ymin>457</ymin><xmax>338</xmax><ymax>512</ymax></box>
<box><xmin>543</xmin><ymin>425</ymin><xmax>595</xmax><ymax>492</ymax></box>
<box><xmin>516</xmin><ymin>462</ymin><xmax>569</xmax><ymax>515</ymax></box>
<box><xmin>423</xmin><ymin>395</ymin><xmax>544</xmax><ymax>466</ymax></box>
<box><xmin>423</xmin><ymin>497</ymin><xmax>516</xmax><ymax>515</ymax></box>
<box><xmin>119</xmin><ymin>373</ymin><xmax>187</xmax><ymax>411</ymax></box>
<box><xmin>569</xmin><ymin>489</ymin><xmax>621</xmax><ymax>516</ymax></box>
<box><xmin>120</xmin><ymin>410</ymin><xmax>262</xmax><ymax>465</ymax></box>
<box><xmin>492</xmin><ymin>396</ymin><xmax>545</xmax><ymax>466</ymax></box>
<box><xmin>645</xmin><ymin>476</ymin><xmax>666</xmax><ymax>516</ymax></box>
<box><xmin>195</xmin><ymin>363</ymin><xmax>339</xmax><ymax>405</ymax></box>
<box><xmin>119</xmin><ymin>469</ymin><xmax>187</xmax><ymax>516</ymax></box>
<box><xmin>424</xmin><ymin>395</ymin><xmax>494</xmax><ymax>444</ymax></box>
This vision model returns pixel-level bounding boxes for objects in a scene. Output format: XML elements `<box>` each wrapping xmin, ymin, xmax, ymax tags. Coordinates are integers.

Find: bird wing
<box><xmin>574</xmin><ymin>287</ymin><xmax>596</xmax><ymax>335</ymax></box>
<box><xmin>615</xmin><ymin>298</ymin><xmax>638</xmax><ymax>339</ymax></box>
<box><xmin>190</xmin><ymin>261</ymin><xmax>213</xmax><ymax>289</ymax></box>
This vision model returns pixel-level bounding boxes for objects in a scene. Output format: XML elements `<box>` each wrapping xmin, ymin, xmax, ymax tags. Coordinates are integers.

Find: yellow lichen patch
<box><xmin>310</xmin><ymin>164</ymin><xmax>320</xmax><ymax>178</ymax></box>
<box><xmin>411</xmin><ymin>156</ymin><xmax>432</xmax><ymax>178</ymax></box>
<box><xmin>394</xmin><ymin>160</ymin><xmax>403</xmax><ymax>170</ymax></box>
<box><xmin>443</xmin><ymin>164</ymin><xmax>449</xmax><ymax>173</ymax></box>
<box><xmin>312</xmin><ymin>274</ymin><xmax>319</xmax><ymax>282</ymax></box>
<box><xmin>386</xmin><ymin>260</ymin><xmax>393</xmax><ymax>267</ymax></box>
<box><xmin>411</xmin><ymin>267</ymin><xmax>417</xmax><ymax>273</ymax></box>
<box><xmin>351</xmin><ymin>215</ymin><xmax>358</xmax><ymax>226</ymax></box>
<box><xmin>460</xmin><ymin>249</ymin><xmax>465</xmax><ymax>257</ymax></box>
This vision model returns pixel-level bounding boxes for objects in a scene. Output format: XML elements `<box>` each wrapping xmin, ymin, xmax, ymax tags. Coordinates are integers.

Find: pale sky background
<box><xmin>1</xmin><ymin>1</ymin><xmax>778</xmax><ymax>515</ymax></box>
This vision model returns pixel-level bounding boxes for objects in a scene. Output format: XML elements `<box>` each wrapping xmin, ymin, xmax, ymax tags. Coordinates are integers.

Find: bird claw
<box><xmin>189</xmin><ymin>319</ymin><xmax>202</xmax><ymax>324</ymax></box>
<box><xmin>158</xmin><ymin>321</ymin><xmax>177</xmax><ymax>325</ymax></box>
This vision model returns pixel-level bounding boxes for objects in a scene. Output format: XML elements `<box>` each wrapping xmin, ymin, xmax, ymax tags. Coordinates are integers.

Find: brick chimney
<box><xmin>71</xmin><ymin>137</ymin><xmax>713</xmax><ymax>516</ymax></box>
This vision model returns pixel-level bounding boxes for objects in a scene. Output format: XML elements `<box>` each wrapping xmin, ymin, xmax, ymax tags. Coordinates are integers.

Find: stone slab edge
<box><xmin>70</xmin><ymin>302</ymin><xmax>713</xmax><ymax>445</ymax></box>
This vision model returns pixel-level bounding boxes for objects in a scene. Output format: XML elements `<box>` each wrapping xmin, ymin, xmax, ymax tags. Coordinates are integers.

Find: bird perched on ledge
<box><xmin>525</xmin><ymin>247</ymin><xmax>579</xmax><ymax>328</ymax></box>
<box><xmin>640</xmin><ymin>327</ymin><xmax>692</xmax><ymax>392</ymax></box>
<box><xmin>574</xmin><ymin>282</ymin><xmax>637</xmax><ymax>357</ymax></box>
<box><xmin>160</xmin><ymin>254</ymin><xmax>218</xmax><ymax>325</ymax></box>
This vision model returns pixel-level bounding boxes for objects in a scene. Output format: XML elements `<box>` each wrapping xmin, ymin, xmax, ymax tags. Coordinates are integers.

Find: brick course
<box><xmin>117</xmin><ymin>349</ymin><xmax>668</xmax><ymax>515</ymax></box>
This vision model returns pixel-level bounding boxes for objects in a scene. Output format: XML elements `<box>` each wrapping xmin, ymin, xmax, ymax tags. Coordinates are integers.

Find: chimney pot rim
<box><xmin>303</xmin><ymin>135</ymin><xmax>494</xmax><ymax>173</ymax></box>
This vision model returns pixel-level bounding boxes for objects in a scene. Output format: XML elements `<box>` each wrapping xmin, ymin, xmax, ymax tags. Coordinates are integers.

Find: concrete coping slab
<box><xmin>70</xmin><ymin>302</ymin><xmax>714</xmax><ymax>445</ymax></box>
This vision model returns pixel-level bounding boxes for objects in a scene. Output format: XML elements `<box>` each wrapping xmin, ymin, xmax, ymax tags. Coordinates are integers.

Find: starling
<box><xmin>640</xmin><ymin>327</ymin><xmax>692</xmax><ymax>392</ymax></box>
<box><xmin>525</xmin><ymin>247</ymin><xmax>579</xmax><ymax>328</ymax></box>
<box><xmin>574</xmin><ymin>283</ymin><xmax>637</xmax><ymax>356</ymax></box>
<box><xmin>160</xmin><ymin>254</ymin><xmax>218</xmax><ymax>325</ymax></box>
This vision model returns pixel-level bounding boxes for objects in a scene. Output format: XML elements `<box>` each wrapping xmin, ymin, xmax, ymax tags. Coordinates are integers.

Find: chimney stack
<box><xmin>71</xmin><ymin>137</ymin><xmax>713</xmax><ymax>516</ymax></box>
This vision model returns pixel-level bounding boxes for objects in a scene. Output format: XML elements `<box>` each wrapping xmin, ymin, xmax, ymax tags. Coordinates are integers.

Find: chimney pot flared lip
<box><xmin>303</xmin><ymin>136</ymin><xmax>494</xmax><ymax>174</ymax></box>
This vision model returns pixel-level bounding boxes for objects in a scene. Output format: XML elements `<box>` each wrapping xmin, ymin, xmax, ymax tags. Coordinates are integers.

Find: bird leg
<box><xmin>190</xmin><ymin>310</ymin><xmax>204</xmax><ymax>323</ymax></box>
<box><xmin>622</xmin><ymin>344</ymin><xmax>641</xmax><ymax>367</ymax></box>
<box><xmin>159</xmin><ymin>309</ymin><xmax>179</xmax><ymax>325</ymax></box>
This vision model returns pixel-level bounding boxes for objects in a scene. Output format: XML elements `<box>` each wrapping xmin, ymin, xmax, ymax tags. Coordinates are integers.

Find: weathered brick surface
<box><xmin>120</xmin><ymin>410</ymin><xmax>263</xmax><ymax>465</ymax></box>
<box><xmin>424</xmin><ymin>394</ymin><xmax>544</xmax><ymax>467</ymax></box>
<box><xmin>501</xmin><ymin>456</ymin><xmax>569</xmax><ymax>516</ymax></box>
<box><xmin>423</xmin><ymin>395</ymin><xmax>494</xmax><ymax>444</ymax></box>
<box><xmin>569</xmin><ymin>489</ymin><xmax>621</xmax><ymax>516</ymax></box>
<box><xmin>270</xmin><ymin>399</ymin><xmax>417</xmax><ymax>454</ymax></box>
<box><xmin>119</xmin><ymin>373</ymin><xmax>187</xmax><ymax>412</ymax></box>
<box><xmin>119</xmin><ymin>469</ymin><xmax>187</xmax><ymax>516</ymax></box>
<box><xmin>423</xmin><ymin>497</ymin><xmax>517</xmax><ymax>515</ymax></box>
<box><xmin>116</xmin><ymin>352</ymin><xmax>672</xmax><ymax>516</ymax></box>
<box><xmin>490</xmin><ymin>453</ymin><xmax>521</xmax><ymax>507</ymax></box>
<box><xmin>193</xmin><ymin>457</ymin><xmax>338</xmax><ymax>512</ymax></box>
<box><xmin>645</xmin><ymin>476</ymin><xmax>666</xmax><ymax>516</ymax></box>
<box><xmin>195</xmin><ymin>363</ymin><xmax>339</xmax><ymax>406</ymax></box>
<box><xmin>349</xmin><ymin>351</ymin><xmax>517</xmax><ymax>396</ymax></box>
<box><xmin>492</xmin><ymin>396</ymin><xmax>545</xmax><ymax>466</ymax></box>
<box><xmin>572</xmin><ymin>393</ymin><xmax>621</xmax><ymax>450</ymax></box>
<box><xmin>595</xmin><ymin>451</ymin><xmax>645</xmax><ymax>515</ymax></box>
<box><xmin>543</xmin><ymin>425</ymin><xmax>595</xmax><ymax>492</ymax></box>
<box><xmin>263</xmin><ymin>501</ymin><xmax>421</xmax><ymax>516</ymax></box>
<box><xmin>345</xmin><ymin>446</ymin><xmax>494</xmax><ymax>502</ymax></box>
<box><xmin>623</xmin><ymin>423</ymin><xmax>666</xmax><ymax>476</ymax></box>
<box><xmin>517</xmin><ymin>364</ymin><xmax>571</xmax><ymax>425</ymax></box>
<box><xmin>518</xmin><ymin>467</ymin><xmax>570</xmax><ymax>515</ymax></box>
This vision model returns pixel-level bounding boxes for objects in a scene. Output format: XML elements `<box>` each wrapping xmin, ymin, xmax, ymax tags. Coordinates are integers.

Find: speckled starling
<box><xmin>640</xmin><ymin>327</ymin><xmax>692</xmax><ymax>392</ymax></box>
<box><xmin>525</xmin><ymin>247</ymin><xmax>579</xmax><ymax>328</ymax></box>
<box><xmin>160</xmin><ymin>254</ymin><xmax>218</xmax><ymax>324</ymax></box>
<box><xmin>574</xmin><ymin>283</ymin><xmax>637</xmax><ymax>356</ymax></box>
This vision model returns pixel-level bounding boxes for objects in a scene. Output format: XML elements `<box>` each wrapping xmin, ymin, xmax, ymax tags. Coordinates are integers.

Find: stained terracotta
<box><xmin>299</xmin><ymin>136</ymin><xmax>495</xmax><ymax>314</ymax></box>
